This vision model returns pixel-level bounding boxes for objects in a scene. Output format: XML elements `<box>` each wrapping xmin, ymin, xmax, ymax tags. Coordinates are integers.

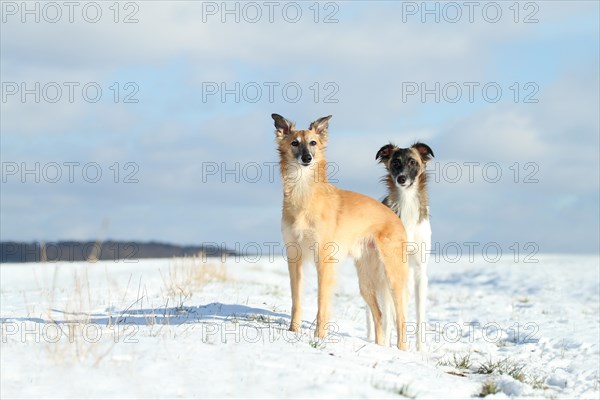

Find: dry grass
<box><xmin>25</xmin><ymin>255</ymin><xmax>229</xmax><ymax>366</ymax></box>
<box><xmin>479</xmin><ymin>379</ymin><xmax>499</xmax><ymax>397</ymax></box>
<box><xmin>161</xmin><ymin>254</ymin><xmax>229</xmax><ymax>310</ymax></box>
<box><xmin>476</xmin><ymin>356</ymin><xmax>547</xmax><ymax>389</ymax></box>
<box><xmin>397</xmin><ymin>384</ymin><xmax>416</xmax><ymax>399</ymax></box>
<box><xmin>438</xmin><ymin>353</ymin><xmax>472</xmax><ymax>370</ymax></box>
<box><xmin>477</xmin><ymin>357</ymin><xmax>526</xmax><ymax>381</ymax></box>
<box><xmin>42</xmin><ymin>267</ymin><xmax>116</xmax><ymax>366</ymax></box>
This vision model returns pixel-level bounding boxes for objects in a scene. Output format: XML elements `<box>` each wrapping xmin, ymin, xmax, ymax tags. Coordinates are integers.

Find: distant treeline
<box><xmin>0</xmin><ymin>241</ymin><xmax>238</xmax><ymax>263</ymax></box>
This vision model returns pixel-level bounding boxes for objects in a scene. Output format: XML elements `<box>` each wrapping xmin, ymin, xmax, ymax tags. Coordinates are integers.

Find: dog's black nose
<box><xmin>397</xmin><ymin>175</ymin><xmax>407</xmax><ymax>185</ymax></box>
<box><xmin>301</xmin><ymin>154</ymin><xmax>312</xmax><ymax>164</ymax></box>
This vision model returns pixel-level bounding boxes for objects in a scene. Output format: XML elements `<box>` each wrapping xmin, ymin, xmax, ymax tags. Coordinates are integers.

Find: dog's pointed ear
<box><xmin>272</xmin><ymin>113</ymin><xmax>293</xmax><ymax>137</ymax></box>
<box><xmin>309</xmin><ymin>115</ymin><xmax>332</xmax><ymax>135</ymax></box>
<box><xmin>412</xmin><ymin>142</ymin><xmax>434</xmax><ymax>163</ymax></box>
<box><xmin>376</xmin><ymin>144</ymin><xmax>395</xmax><ymax>163</ymax></box>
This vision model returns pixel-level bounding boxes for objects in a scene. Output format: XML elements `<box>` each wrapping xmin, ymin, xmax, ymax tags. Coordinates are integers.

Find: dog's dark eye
<box><xmin>291</xmin><ymin>140</ymin><xmax>299</xmax><ymax>147</ymax></box>
<box><xmin>409</xmin><ymin>159</ymin><xmax>417</xmax><ymax>167</ymax></box>
<box><xmin>310</xmin><ymin>140</ymin><xmax>317</xmax><ymax>146</ymax></box>
<box><xmin>392</xmin><ymin>159</ymin><xmax>401</xmax><ymax>167</ymax></box>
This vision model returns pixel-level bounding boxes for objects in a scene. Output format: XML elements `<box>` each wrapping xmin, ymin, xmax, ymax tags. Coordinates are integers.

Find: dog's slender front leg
<box><xmin>315</xmin><ymin>259</ymin><xmax>335</xmax><ymax>339</ymax></box>
<box><xmin>413</xmin><ymin>259</ymin><xmax>428</xmax><ymax>351</ymax></box>
<box><xmin>287</xmin><ymin>253</ymin><xmax>303</xmax><ymax>332</ymax></box>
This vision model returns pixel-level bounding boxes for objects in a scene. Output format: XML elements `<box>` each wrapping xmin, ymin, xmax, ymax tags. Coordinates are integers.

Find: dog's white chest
<box><xmin>399</xmin><ymin>201</ymin><xmax>420</xmax><ymax>237</ymax></box>
<box><xmin>281</xmin><ymin>215</ymin><xmax>316</xmax><ymax>244</ymax></box>
<box><xmin>389</xmin><ymin>187</ymin><xmax>421</xmax><ymax>242</ymax></box>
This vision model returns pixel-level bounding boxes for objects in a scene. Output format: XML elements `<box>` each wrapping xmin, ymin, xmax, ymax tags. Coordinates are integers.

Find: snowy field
<box><xmin>1</xmin><ymin>254</ymin><xmax>598</xmax><ymax>399</ymax></box>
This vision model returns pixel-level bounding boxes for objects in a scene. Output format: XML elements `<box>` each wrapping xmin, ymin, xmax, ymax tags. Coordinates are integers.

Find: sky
<box><xmin>1</xmin><ymin>1</ymin><xmax>599</xmax><ymax>255</ymax></box>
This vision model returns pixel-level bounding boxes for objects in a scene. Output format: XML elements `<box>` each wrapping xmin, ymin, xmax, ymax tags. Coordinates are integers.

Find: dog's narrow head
<box><xmin>376</xmin><ymin>142</ymin><xmax>434</xmax><ymax>188</ymax></box>
<box><xmin>272</xmin><ymin>114</ymin><xmax>332</xmax><ymax>167</ymax></box>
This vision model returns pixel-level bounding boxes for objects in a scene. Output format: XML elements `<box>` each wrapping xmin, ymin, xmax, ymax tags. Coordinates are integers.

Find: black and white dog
<box><xmin>366</xmin><ymin>142</ymin><xmax>434</xmax><ymax>351</ymax></box>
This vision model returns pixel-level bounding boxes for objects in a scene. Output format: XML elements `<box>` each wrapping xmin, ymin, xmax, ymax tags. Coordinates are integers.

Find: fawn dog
<box><xmin>272</xmin><ymin>113</ymin><xmax>410</xmax><ymax>350</ymax></box>
<box><xmin>365</xmin><ymin>142</ymin><xmax>434</xmax><ymax>351</ymax></box>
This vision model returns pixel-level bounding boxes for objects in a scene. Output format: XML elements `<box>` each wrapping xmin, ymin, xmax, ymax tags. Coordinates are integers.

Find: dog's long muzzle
<box><xmin>300</xmin><ymin>153</ymin><xmax>313</xmax><ymax>166</ymax></box>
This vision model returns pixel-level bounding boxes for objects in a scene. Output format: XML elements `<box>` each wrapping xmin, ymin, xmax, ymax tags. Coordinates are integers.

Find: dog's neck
<box><xmin>281</xmin><ymin>159</ymin><xmax>330</xmax><ymax>207</ymax></box>
<box><xmin>384</xmin><ymin>172</ymin><xmax>429</xmax><ymax>228</ymax></box>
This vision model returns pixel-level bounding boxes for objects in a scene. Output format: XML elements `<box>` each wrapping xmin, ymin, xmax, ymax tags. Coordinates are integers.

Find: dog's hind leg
<box><xmin>363</xmin><ymin>275</ymin><xmax>394</xmax><ymax>346</ymax></box>
<box><xmin>360</xmin><ymin>282</ymin><xmax>384</xmax><ymax>345</ymax></box>
<box><xmin>356</xmin><ymin>255</ymin><xmax>384</xmax><ymax>344</ymax></box>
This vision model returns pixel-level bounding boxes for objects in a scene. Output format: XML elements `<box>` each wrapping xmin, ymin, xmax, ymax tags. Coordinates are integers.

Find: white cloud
<box><xmin>1</xmin><ymin>1</ymin><xmax>598</xmax><ymax>252</ymax></box>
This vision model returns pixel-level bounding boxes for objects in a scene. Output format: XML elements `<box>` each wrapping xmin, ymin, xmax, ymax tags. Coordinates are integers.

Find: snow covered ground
<box><xmin>1</xmin><ymin>254</ymin><xmax>598</xmax><ymax>399</ymax></box>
